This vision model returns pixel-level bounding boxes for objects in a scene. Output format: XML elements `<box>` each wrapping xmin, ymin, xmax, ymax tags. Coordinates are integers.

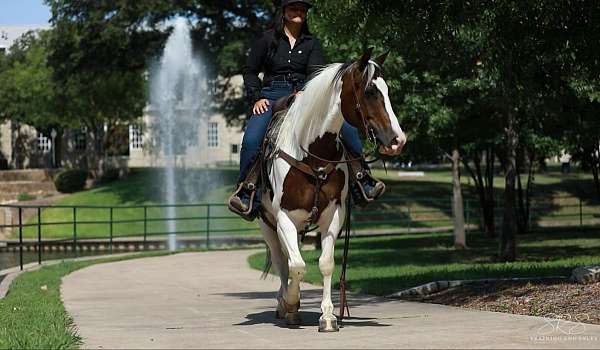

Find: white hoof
<box><xmin>318</xmin><ymin>315</ymin><xmax>339</xmax><ymax>332</ymax></box>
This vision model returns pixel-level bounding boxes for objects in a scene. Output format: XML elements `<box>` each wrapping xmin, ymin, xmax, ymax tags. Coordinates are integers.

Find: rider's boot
<box><xmin>349</xmin><ymin>157</ymin><xmax>385</xmax><ymax>207</ymax></box>
<box><xmin>228</xmin><ymin>160</ymin><xmax>261</xmax><ymax>221</ymax></box>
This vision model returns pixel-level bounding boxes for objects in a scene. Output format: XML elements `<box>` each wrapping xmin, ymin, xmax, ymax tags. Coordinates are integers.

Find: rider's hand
<box><xmin>253</xmin><ymin>99</ymin><xmax>270</xmax><ymax>115</ymax></box>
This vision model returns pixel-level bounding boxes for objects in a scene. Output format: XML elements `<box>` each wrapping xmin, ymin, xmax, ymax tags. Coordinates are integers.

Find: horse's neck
<box><xmin>285</xmin><ymin>103</ymin><xmax>344</xmax><ymax>160</ymax></box>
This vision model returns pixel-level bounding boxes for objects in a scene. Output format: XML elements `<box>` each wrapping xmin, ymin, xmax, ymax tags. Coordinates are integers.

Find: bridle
<box><xmin>299</xmin><ymin>66</ymin><xmax>380</xmax><ymax>164</ymax></box>
<box><xmin>349</xmin><ymin>70</ymin><xmax>379</xmax><ymax>146</ymax></box>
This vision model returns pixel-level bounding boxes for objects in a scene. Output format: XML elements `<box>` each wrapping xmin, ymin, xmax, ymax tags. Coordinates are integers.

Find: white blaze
<box><xmin>373</xmin><ymin>77</ymin><xmax>404</xmax><ymax>138</ymax></box>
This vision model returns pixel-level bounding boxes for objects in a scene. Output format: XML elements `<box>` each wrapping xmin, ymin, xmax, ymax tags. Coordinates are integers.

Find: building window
<box><xmin>231</xmin><ymin>144</ymin><xmax>239</xmax><ymax>154</ymax></box>
<box><xmin>75</xmin><ymin>128</ymin><xmax>87</xmax><ymax>150</ymax></box>
<box><xmin>129</xmin><ymin>125</ymin><xmax>143</xmax><ymax>149</ymax></box>
<box><xmin>37</xmin><ymin>132</ymin><xmax>51</xmax><ymax>152</ymax></box>
<box><xmin>208</xmin><ymin>122</ymin><xmax>218</xmax><ymax>148</ymax></box>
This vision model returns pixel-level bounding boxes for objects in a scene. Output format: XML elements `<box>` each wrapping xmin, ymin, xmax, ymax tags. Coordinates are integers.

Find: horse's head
<box><xmin>339</xmin><ymin>48</ymin><xmax>406</xmax><ymax>156</ymax></box>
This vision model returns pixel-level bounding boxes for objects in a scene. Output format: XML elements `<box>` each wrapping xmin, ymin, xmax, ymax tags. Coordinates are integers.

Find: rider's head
<box><xmin>273</xmin><ymin>0</ymin><xmax>312</xmax><ymax>38</ymax></box>
<box><xmin>281</xmin><ymin>0</ymin><xmax>312</xmax><ymax>25</ymax></box>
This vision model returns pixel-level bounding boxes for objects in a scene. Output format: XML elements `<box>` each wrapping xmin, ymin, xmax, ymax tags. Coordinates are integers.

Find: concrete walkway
<box><xmin>61</xmin><ymin>251</ymin><xmax>600</xmax><ymax>349</ymax></box>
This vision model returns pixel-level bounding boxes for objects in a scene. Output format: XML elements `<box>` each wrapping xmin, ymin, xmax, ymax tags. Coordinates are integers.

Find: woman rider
<box><xmin>228</xmin><ymin>0</ymin><xmax>385</xmax><ymax>220</ymax></box>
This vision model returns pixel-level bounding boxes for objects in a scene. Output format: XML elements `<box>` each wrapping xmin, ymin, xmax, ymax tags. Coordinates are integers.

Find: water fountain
<box><xmin>149</xmin><ymin>17</ymin><xmax>207</xmax><ymax>251</ymax></box>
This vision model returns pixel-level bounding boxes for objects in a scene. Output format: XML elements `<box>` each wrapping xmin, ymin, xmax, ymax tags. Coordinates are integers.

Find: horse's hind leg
<box><xmin>318</xmin><ymin>204</ymin><xmax>345</xmax><ymax>332</ymax></box>
<box><xmin>258</xmin><ymin>220</ymin><xmax>288</xmax><ymax>319</ymax></box>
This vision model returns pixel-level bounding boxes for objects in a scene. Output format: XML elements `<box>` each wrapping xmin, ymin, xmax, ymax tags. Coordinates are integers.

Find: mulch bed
<box><xmin>408</xmin><ymin>280</ymin><xmax>600</xmax><ymax>325</ymax></box>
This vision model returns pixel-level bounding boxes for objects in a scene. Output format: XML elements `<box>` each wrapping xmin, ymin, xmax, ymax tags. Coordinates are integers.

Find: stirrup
<box><xmin>227</xmin><ymin>182</ymin><xmax>258</xmax><ymax>221</ymax></box>
<box><xmin>351</xmin><ymin>171</ymin><xmax>386</xmax><ymax>207</ymax></box>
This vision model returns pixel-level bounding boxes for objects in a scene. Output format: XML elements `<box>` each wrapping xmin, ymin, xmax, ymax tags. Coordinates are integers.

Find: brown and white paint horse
<box><xmin>259</xmin><ymin>48</ymin><xmax>406</xmax><ymax>332</ymax></box>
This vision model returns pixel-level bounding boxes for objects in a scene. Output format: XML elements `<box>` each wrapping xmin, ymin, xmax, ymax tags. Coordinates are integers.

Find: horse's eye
<box><xmin>365</xmin><ymin>84</ymin><xmax>377</xmax><ymax>97</ymax></box>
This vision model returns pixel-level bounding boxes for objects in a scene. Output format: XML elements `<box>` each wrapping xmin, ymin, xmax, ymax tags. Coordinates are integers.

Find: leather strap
<box><xmin>277</xmin><ymin>150</ymin><xmax>337</xmax><ymax>180</ymax></box>
<box><xmin>277</xmin><ymin>149</ymin><xmax>339</xmax><ymax>230</ymax></box>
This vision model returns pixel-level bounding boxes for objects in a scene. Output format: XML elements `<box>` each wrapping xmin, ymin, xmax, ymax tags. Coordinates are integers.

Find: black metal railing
<box><xmin>1</xmin><ymin>196</ymin><xmax>598</xmax><ymax>271</ymax></box>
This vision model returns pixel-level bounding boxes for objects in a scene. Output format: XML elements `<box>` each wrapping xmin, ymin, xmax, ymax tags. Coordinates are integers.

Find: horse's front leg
<box><xmin>318</xmin><ymin>203</ymin><xmax>345</xmax><ymax>332</ymax></box>
<box><xmin>276</xmin><ymin>209</ymin><xmax>305</xmax><ymax>325</ymax></box>
<box><xmin>258</xmin><ymin>220</ymin><xmax>289</xmax><ymax>319</ymax></box>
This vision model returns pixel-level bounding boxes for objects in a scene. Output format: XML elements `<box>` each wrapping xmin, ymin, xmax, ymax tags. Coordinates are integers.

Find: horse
<box><xmin>258</xmin><ymin>48</ymin><xmax>406</xmax><ymax>332</ymax></box>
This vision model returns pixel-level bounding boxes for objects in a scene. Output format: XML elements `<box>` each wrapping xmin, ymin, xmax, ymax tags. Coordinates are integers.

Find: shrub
<box><xmin>54</xmin><ymin>169</ymin><xmax>88</xmax><ymax>193</ymax></box>
<box><xmin>17</xmin><ymin>192</ymin><xmax>36</xmax><ymax>201</ymax></box>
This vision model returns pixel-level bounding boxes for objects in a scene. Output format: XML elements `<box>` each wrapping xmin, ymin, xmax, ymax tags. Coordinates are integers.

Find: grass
<box><xmin>10</xmin><ymin>164</ymin><xmax>600</xmax><ymax>240</ymax></box>
<box><xmin>248</xmin><ymin>229</ymin><xmax>600</xmax><ymax>295</ymax></box>
<box><xmin>0</xmin><ymin>251</ymin><xmax>174</xmax><ymax>349</ymax></box>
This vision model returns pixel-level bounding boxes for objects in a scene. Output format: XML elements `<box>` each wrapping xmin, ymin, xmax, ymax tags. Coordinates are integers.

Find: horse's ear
<box><xmin>358</xmin><ymin>47</ymin><xmax>374</xmax><ymax>71</ymax></box>
<box><xmin>374</xmin><ymin>50</ymin><xmax>390</xmax><ymax>67</ymax></box>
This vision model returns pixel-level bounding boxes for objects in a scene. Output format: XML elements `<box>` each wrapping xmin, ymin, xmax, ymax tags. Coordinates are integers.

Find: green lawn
<box><xmin>359</xmin><ymin>165</ymin><xmax>600</xmax><ymax>230</ymax></box>
<box><xmin>248</xmin><ymin>229</ymin><xmax>600</xmax><ymax>295</ymax></box>
<box><xmin>12</xmin><ymin>164</ymin><xmax>600</xmax><ymax>240</ymax></box>
<box><xmin>0</xmin><ymin>252</ymin><xmax>170</xmax><ymax>349</ymax></box>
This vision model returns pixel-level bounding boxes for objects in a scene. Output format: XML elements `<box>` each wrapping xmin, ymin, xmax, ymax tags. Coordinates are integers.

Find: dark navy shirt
<box><xmin>242</xmin><ymin>29</ymin><xmax>326</xmax><ymax>103</ymax></box>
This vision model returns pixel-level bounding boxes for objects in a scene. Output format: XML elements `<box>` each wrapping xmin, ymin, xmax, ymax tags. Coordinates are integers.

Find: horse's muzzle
<box><xmin>378</xmin><ymin>133</ymin><xmax>406</xmax><ymax>156</ymax></box>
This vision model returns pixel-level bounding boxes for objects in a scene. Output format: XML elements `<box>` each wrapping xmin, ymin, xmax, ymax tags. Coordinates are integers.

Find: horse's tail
<box><xmin>260</xmin><ymin>246</ymin><xmax>272</xmax><ymax>279</ymax></box>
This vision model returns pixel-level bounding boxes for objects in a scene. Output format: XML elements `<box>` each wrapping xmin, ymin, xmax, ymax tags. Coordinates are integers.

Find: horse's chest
<box><xmin>280</xmin><ymin>168</ymin><xmax>345</xmax><ymax>213</ymax></box>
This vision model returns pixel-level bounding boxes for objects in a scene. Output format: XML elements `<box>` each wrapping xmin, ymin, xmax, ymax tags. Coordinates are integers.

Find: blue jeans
<box><xmin>238</xmin><ymin>82</ymin><xmax>363</xmax><ymax>183</ymax></box>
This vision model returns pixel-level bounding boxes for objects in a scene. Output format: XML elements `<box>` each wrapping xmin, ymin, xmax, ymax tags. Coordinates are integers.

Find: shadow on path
<box><xmin>222</xmin><ymin>288</ymin><xmax>392</xmax><ymax>329</ymax></box>
<box><xmin>235</xmin><ymin>310</ymin><xmax>391</xmax><ymax>329</ymax></box>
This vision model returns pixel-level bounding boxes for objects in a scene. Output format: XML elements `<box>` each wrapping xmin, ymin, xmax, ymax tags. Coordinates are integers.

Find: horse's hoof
<box><xmin>318</xmin><ymin>316</ymin><xmax>339</xmax><ymax>332</ymax></box>
<box><xmin>275</xmin><ymin>305</ymin><xmax>286</xmax><ymax>319</ymax></box>
<box><xmin>286</xmin><ymin>312</ymin><xmax>302</xmax><ymax>325</ymax></box>
<box><xmin>277</xmin><ymin>297</ymin><xmax>299</xmax><ymax>320</ymax></box>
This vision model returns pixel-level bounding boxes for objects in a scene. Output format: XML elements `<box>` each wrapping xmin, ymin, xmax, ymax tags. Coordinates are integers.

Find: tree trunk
<box><xmin>463</xmin><ymin>147</ymin><xmax>496</xmax><ymax>238</ymax></box>
<box><xmin>516</xmin><ymin>149</ymin><xmax>535</xmax><ymax>234</ymax></box>
<box><xmin>593</xmin><ymin>166</ymin><xmax>600</xmax><ymax>200</ymax></box>
<box><xmin>593</xmin><ymin>141</ymin><xmax>600</xmax><ymax>200</ymax></box>
<box><xmin>53</xmin><ymin>130</ymin><xmax>63</xmax><ymax>168</ymax></box>
<box><xmin>500</xmin><ymin>111</ymin><xmax>517</xmax><ymax>262</ymax></box>
<box><xmin>451</xmin><ymin>148</ymin><xmax>467</xmax><ymax>249</ymax></box>
<box><xmin>483</xmin><ymin>147</ymin><xmax>496</xmax><ymax>238</ymax></box>
<box><xmin>86</xmin><ymin>122</ymin><xmax>105</xmax><ymax>178</ymax></box>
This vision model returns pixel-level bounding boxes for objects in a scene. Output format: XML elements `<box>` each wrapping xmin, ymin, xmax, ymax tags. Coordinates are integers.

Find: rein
<box><xmin>299</xmin><ymin>144</ymin><xmax>362</xmax><ymax>164</ymax></box>
<box><xmin>338</xmin><ymin>185</ymin><xmax>352</xmax><ymax>323</ymax></box>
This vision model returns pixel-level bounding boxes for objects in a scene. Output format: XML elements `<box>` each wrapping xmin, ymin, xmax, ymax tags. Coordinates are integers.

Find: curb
<box><xmin>386</xmin><ymin>276</ymin><xmax>569</xmax><ymax>299</ymax></box>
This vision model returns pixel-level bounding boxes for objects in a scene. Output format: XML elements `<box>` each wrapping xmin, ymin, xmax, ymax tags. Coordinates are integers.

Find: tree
<box><xmin>44</xmin><ymin>0</ymin><xmax>277</xmax><ymax>127</ymax></box>
<box><xmin>0</xmin><ymin>31</ymin><xmax>58</xmax><ymax>127</ymax></box>
<box><xmin>0</xmin><ymin>31</ymin><xmax>64</xmax><ymax>168</ymax></box>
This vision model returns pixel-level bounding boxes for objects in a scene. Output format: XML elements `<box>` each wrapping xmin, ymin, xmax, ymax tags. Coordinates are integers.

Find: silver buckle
<box><xmin>316</xmin><ymin>167</ymin><xmax>328</xmax><ymax>180</ymax></box>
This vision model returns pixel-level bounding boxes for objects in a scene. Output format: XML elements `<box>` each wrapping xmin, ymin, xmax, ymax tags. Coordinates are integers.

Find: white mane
<box><xmin>274</xmin><ymin>61</ymin><xmax>380</xmax><ymax>157</ymax></box>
